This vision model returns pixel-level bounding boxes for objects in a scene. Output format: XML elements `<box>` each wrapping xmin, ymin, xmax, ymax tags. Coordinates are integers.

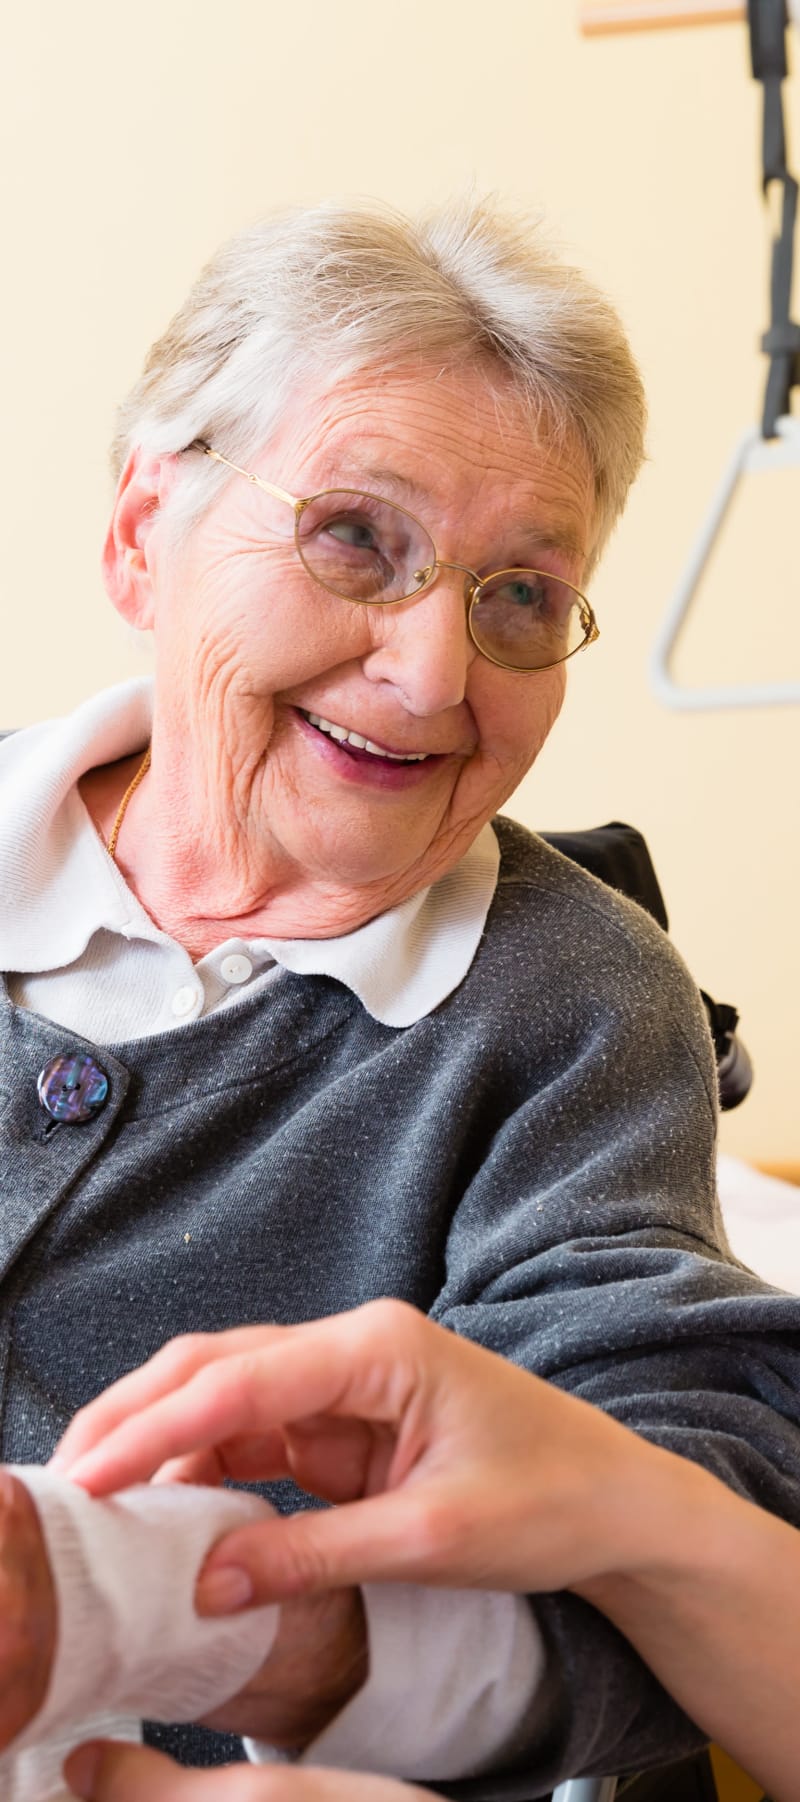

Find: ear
<box><xmin>102</xmin><ymin>448</ymin><xmax>181</xmax><ymax>629</ymax></box>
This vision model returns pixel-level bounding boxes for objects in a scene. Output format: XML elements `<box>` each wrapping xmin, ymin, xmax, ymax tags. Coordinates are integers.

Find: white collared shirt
<box><xmin>0</xmin><ymin>678</ymin><xmax>500</xmax><ymax>1041</ymax></box>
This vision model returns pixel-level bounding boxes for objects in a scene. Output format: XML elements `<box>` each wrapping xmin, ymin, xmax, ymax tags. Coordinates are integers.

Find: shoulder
<box><xmin>0</xmin><ymin>716</ymin><xmax>66</xmax><ymax>780</ymax></box>
<box><xmin>478</xmin><ymin>816</ymin><xmax>715</xmax><ymax>1098</ymax></box>
<box><xmin>0</xmin><ymin>707</ymin><xmax>83</xmax><ymax>814</ymax></box>
<box><xmin>489</xmin><ymin>812</ymin><xmax>676</xmax><ymax>961</ymax></box>
<box><xmin>0</xmin><ymin>680</ymin><xmax>153</xmax><ymax>790</ymax></box>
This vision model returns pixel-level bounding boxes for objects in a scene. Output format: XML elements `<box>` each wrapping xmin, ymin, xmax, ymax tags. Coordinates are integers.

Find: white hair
<box><xmin>112</xmin><ymin>196</ymin><xmax>647</xmax><ymax>561</ymax></box>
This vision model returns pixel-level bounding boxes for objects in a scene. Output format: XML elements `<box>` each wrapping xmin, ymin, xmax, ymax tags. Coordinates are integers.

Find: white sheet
<box><xmin>718</xmin><ymin>1155</ymin><xmax>800</xmax><ymax>1295</ymax></box>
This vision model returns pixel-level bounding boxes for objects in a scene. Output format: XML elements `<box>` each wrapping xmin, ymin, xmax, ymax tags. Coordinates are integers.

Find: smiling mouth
<box><xmin>298</xmin><ymin>709</ymin><xmax>432</xmax><ymax>763</ymax></box>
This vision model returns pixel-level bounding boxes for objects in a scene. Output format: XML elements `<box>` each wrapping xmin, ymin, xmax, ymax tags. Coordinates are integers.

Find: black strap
<box><xmin>748</xmin><ymin>1</ymin><xmax>800</xmax><ymax>435</ymax></box>
<box><xmin>749</xmin><ymin>0</ymin><xmax>788</xmax><ymax>176</ymax></box>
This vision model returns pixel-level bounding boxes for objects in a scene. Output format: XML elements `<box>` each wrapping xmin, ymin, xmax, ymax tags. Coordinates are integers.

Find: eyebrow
<box><xmin>328</xmin><ymin>462</ymin><xmax>587</xmax><ymax>564</ymax></box>
<box><xmin>330</xmin><ymin>463</ymin><xmax>428</xmax><ymax>505</ymax></box>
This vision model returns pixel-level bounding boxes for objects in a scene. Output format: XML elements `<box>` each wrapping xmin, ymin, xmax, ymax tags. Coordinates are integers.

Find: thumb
<box><xmin>196</xmin><ymin>1489</ymin><xmax>437</xmax><ymax>1611</ymax></box>
<box><xmin>64</xmin><ymin>1739</ymin><xmax>262</xmax><ymax>1798</ymax></box>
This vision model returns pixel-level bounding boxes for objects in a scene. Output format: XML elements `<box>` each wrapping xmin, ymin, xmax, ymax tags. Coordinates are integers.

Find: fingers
<box><xmin>153</xmin><ymin>1433</ymin><xmax>295</xmax><ymax>1489</ymax></box>
<box><xmin>52</xmin><ymin>1325</ymin><xmax>288</xmax><ymax>1474</ymax></box>
<box><xmin>60</xmin><ymin>1302</ymin><xmax>425</xmax><ymax>1496</ymax></box>
<box><xmin>65</xmin><ymin>1741</ymin><xmax>431</xmax><ymax>1801</ymax></box>
<box><xmin>64</xmin><ymin>1740</ymin><xmax>274</xmax><ymax>1799</ymax></box>
<box><xmin>281</xmin><ymin>1417</ymin><xmax>390</xmax><ymax>1504</ymax></box>
<box><xmin>195</xmin><ymin>1483</ymin><xmax>460</xmax><ymax>1609</ymax></box>
<box><xmin>155</xmin><ymin>1420</ymin><xmax>389</xmax><ymax>1506</ymax></box>
<box><xmin>60</xmin><ymin>1349</ymin><xmax>347</xmax><ymax>1495</ymax></box>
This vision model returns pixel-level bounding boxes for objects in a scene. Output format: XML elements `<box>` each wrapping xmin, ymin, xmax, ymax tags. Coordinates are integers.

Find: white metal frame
<box><xmin>552</xmin><ymin>1779</ymin><xmax>618</xmax><ymax>1802</ymax></box>
<box><xmin>580</xmin><ymin>2</ymin><xmax>800</xmax><ymax>710</ymax></box>
<box><xmin>650</xmin><ymin>414</ymin><xmax>800</xmax><ymax>711</ymax></box>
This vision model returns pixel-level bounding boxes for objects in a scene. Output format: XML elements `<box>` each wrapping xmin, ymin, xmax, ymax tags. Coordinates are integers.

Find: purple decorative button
<box><xmin>37</xmin><ymin>1054</ymin><xmax>109</xmax><ymax>1124</ymax></box>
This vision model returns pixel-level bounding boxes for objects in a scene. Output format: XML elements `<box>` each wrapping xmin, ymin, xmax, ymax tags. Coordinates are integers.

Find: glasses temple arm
<box><xmin>201</xmin><ymin>447</ymin><xmax>299</xmax><ymax>511</ymax></box>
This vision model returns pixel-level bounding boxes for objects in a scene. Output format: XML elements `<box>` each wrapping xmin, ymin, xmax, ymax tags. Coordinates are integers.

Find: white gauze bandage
<box><xmin>0</xmin><ymin>1465</ymin><xmax>280</xmax><ymax>1802</ymax></box>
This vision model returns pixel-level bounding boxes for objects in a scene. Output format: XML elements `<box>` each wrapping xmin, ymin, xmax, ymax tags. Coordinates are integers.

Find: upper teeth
<box><xmin>303</xmin><ymin>712</ymin><xmax>428</xmax><ymax>761</ymax></box>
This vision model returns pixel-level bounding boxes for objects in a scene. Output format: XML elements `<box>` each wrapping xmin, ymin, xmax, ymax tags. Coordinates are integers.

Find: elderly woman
<box><xmin>2</xmin><ymin>197</ymin><xmax>800</xmax><ymax>1798</ymax></box>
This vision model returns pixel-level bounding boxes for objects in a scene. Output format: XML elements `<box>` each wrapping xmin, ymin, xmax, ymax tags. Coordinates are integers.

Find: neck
<box><xmin>80</xmin><ymin>742</ymin><xmax>444</xmax><ymax>957</ymax></box>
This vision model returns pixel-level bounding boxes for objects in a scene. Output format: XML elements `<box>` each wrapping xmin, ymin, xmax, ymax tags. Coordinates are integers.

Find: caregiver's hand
<box><xmin>0</xmin><ymin>1470</ymin><xmax>57</xmax><ymax>1747</ymax></box>
<box><xmin>52</xmin><ymin>1309</ymin><xmax>800</xmax><ymax>1802</ymax></box>
<box><xmin>65</xmin><ymin>1740</ymin><xmax>435</xmax><ymax>1801</ymax></box>
<box><xmin>52</xmin><ymin>1301</ymin><xmax>666</xmax><ymax>1605</ymax></box>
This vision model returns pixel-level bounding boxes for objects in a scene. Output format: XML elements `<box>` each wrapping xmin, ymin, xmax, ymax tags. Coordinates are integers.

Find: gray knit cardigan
<box><xmin>2</xmin><ymin>814</ymin><xmax>800</xmax><ymax>1797</ymax></box>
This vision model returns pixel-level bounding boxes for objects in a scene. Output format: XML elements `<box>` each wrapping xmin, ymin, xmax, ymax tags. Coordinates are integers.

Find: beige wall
<box><xmin>2</xmin><ymin>1</ymin><xmax>798</xmax><ymax>1161</ymax></box>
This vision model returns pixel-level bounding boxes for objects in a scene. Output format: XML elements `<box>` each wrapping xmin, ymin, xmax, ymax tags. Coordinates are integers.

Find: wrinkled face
<box><xmin>135</xmin><ymin>362</ymin><xmax>596</xmax><ymax>903</ymax></box>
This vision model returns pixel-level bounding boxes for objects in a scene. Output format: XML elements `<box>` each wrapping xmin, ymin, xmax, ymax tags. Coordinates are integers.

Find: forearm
<box><xmin>204</xmin><ymin>1585</ymin><xmax>368</xmax><ymax>1747</ymax></box>
<box><xmin>247</xmin><ymin>1588</ymin><xmax>548</xmax><ymax>1785</ymax></box>
<box><xmin>579</xmin><ymin>1449</ymin><xmax>800</xmax><ymax>1802</ymax></box>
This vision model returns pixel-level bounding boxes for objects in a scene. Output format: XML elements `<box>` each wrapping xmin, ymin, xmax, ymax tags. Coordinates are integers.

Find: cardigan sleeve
<box><xmin>426</xmin><ymin>903</ymin><xmax>800</xmax><ymax>1796</ymax></box>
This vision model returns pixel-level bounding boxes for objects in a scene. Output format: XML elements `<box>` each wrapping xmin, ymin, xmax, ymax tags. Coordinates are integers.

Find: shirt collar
<box><xmin>0</xmin><ymin>679</ymin><xmax>499</xmax><ymax>1028</ymax></box>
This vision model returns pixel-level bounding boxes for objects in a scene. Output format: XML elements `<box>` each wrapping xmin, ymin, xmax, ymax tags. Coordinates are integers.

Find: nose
<box><xmin>361</xmin><ymin>565</ymin><xmax>477</xmax><ymax>716</ymax></box>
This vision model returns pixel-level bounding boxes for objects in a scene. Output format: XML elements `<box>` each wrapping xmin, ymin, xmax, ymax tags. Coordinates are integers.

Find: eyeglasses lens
<box><xmin>470</xmin><ymin>571</ymin><xmax>589</xmax><ymax>671</ymax></box>
<box><xmin>295</xmin><ymin>492</ymin><xmax>589</xmax><ymax>671</ymax></box>
<box><xmin>296</xmin><ymin>492</ymin><xmax>435</xmax><ymax>605</ymax></box>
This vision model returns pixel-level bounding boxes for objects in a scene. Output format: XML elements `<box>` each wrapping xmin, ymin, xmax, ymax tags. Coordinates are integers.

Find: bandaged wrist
<box><xmin>1</xmin><ymin>1465</ymin><xmax>280</xmax><ymax>1795</ymax></box>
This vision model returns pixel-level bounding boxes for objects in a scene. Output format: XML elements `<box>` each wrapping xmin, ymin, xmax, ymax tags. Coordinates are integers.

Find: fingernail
<box><xmin>47</xmin><ymin>1453</ymin><xmax>67</xmax><ymax>1472</ymax></box>
<box><xmin>64</xmin><ymin>1743</ymin><xmax>101</xmax><ymax>1795</ymax></box>
<box><xmin>196</xmin><ymin>1566</ymin><xmax>255</xmax><ymax>1616</ymax></box>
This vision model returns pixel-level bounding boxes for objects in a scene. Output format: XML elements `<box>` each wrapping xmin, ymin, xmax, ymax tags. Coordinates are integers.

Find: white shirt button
<box><xmin>220</xmin><ymin>953</ymin><xmax>253</xmax><ymax>986</ymax></box>
<box><xmin>171</xmin><ymin>985</ymin><xmax>201</xmax><ymax>1018</ymax></box>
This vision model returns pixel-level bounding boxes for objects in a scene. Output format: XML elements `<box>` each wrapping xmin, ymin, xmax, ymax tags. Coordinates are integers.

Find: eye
<box><xmin>325</xmin><ymin>517</ymin><xmax>379</xmax><ymax>551</ymax></box>
<box><xmin>475</xmin><ymin>569</ymin><xmax>578</xmax><ymax>637</ymax></box>
<box><xmin>496</xmin><ymin>576</ymin><xmax>548</xmax><ymax>610</ymax></box>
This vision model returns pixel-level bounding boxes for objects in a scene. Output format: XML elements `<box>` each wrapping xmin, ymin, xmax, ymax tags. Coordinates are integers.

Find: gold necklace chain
<box><xmin>107</xmin><ymin>745</ymin><xmax>151</xmax><ymax>862</ymax></box>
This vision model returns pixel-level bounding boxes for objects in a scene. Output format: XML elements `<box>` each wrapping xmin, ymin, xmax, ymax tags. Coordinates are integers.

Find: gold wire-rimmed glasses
<box><xmin>194</xmin><ymin>442</ymin><xmax>599</xmax><ymax>675</ymax></box>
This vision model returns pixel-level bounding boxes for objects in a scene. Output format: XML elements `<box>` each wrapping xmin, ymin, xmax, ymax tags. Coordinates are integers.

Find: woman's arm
<box><xmin>578</xmin><ymin>1457</ymin><xmax>800</xmax><ymax>1802</ymax></box>
<box><xmin>55</xmin><ymin>1300</ymin><xmax>800</xmax><ymax>1799</ymax></box>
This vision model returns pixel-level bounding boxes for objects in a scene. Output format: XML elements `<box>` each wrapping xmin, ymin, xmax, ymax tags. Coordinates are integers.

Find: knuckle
<box><xmin>61</xmin><ymin>1395</ymin><xmax>96</xmax><ymax>1440</ymax></box>
<box><xmin>263</xmin><ymin>1521</ymin><xmax>332</xmax><ymax>1594</ymax></box>
<box><xmin>404</xmin><ymin>1491</ymin><xmax>460</xmax><ymax>1565</ymax></box>
<box><xmin>213</xmin><ymin>1351</ymin><xmax>268</xmax><ymax>1414</ymax></box>
<box><xmin>360</xmin><ymin>1296</ymin><xmax>421</xmax><ymax>1343</ymax></box>
<box><xmin>156</xmin><ymin>1331</ymin><xmax>214</xmax><ymax>1374</ymax></box>
<box><xmin>212</xmin><ymin>1771</ymin><xmax>282</xmax><ymax>1801</ymax></box>
<box><xmin>225</xmin><ymin>1773</ymin><xmax>293</xmax><ymax>1802</ymax></box>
